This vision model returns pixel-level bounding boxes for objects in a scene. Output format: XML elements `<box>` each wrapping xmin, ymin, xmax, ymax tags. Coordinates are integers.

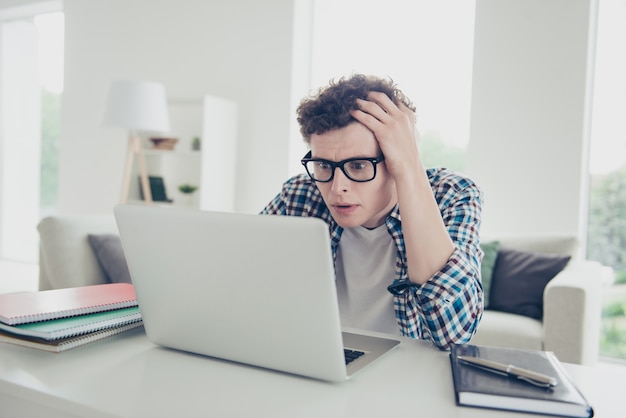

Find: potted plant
<box><xmin>178</xmin><ymin>184</ymin><xmax>198</xmax><ymax>205</ymax></box>
<box><xmin>192</xmin><ymin>137</ymin><xmax>201</xmax><ymax>151</ymax></box>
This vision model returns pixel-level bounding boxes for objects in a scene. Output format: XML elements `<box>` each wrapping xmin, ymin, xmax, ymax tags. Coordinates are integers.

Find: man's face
<box><xmin>309</xmin><ymin>122</ymin><xmax>397</xmax><ymax>229</ymax></box>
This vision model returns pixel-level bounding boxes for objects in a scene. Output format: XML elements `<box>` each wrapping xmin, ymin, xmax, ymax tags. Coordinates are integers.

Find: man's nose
<box><xmin>330</xmin><ymin>167</ymin><xmax>350</xmax><ymax>193</ymax></box>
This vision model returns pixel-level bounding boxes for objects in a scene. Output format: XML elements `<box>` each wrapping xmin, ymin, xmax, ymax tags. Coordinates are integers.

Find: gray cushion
<box><xmin>479</xmin><ymin>240</ymin><xmax>500</xmax><ymax>308</ymax></box>
<box><xmin>87</xmin><ymin>234</ymin><xmax>132</xmax><ymax>284</ymax></box>
<box><xmin>488</xmin><ymin>247</ymin><xmax>571</xmax><ymax>320</ymax></box>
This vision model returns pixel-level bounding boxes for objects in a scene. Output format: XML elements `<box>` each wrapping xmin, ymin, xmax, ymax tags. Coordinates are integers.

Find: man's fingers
<box><xmin>355</xmin><ymin>98</ymin><xmax>389</xmax><ymax>122</ymax></box>
<box><xmin>350</xmin><ymin>108</ymin><xmax>381</xmax><ymax>128</ymax></box>
<box><xmin>397</xmin><ymin>102</ymin><xmax>417</xmax><ymax>124</ymax></box>
<box><xmin>366</xmin><ymin>91</ymin><xmax>397</xmax><ymax>112</ymax></box>
<box><xmin>357</xmin><ymin>93</ymin><xmax>416</xmax><ymax>125</ymax></box>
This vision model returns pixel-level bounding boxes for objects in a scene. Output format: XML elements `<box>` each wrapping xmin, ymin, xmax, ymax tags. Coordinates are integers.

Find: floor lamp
<box><xmin>102</xmin><ymin>80</ymin><xmax>170</xmax><ymax>204</ymax></box>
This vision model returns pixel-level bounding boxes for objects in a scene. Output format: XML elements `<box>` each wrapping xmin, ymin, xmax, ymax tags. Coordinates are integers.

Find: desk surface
<box><xmin>0</xmin><ymin>329</ymin><xmax>623</xmax><ymax>418</ymax></box>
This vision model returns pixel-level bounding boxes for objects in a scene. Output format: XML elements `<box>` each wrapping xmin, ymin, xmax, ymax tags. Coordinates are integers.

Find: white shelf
<box><xmin>129</xmin><ymin>95</ymin><xmax>237</xmax><ymax>212</ymax></box>
<box><xmin>129</xmin><ymin>150</ymin><xmax>202</xmax><ymax>208</ymax></box>
<box><xmin>143</xmin><ymin>149</ymin><xmax>201</xmax><ymax>158</ymax></box>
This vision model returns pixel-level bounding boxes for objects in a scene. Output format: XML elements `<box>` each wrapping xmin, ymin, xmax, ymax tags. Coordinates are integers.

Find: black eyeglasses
<box><xmin>300</xmin><ymin>151</ymin><xmax>385</xmax><ymax>183</ymax></box>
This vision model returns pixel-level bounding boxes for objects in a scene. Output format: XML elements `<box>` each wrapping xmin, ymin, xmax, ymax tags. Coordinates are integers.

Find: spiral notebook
<box><xmin>0</xmin><ymin>283</ymin><xmax>137</xmax><ymax>326</ymax></box>
<box><xmin>0</xmin><ymin>306</ymin><xmax>142</xmax><ymax>340</ymax></box>
<box><xmin>0</xmin><ymin>322</ymin><xmax>144</xmax><ymax>352</ymax></box>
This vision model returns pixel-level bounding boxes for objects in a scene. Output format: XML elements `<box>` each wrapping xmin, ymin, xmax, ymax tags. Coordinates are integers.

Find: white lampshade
<box><xmin>103</xmin><ymin>80</ymin><xmax>170</xmax><ymax>132</ymax></box>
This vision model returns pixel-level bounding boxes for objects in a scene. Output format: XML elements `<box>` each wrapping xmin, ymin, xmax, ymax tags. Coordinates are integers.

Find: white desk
<box><xmin>0</xmin><ymin>329</ymin><xmax>622</xmax><ymax>417</ymax></box>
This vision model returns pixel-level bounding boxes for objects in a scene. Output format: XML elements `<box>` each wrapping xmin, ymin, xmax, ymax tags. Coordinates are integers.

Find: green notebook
<box><xmin>0</xmin><ymin>306</ymin><xmax>142</xmax><ymax>341</ymax></box>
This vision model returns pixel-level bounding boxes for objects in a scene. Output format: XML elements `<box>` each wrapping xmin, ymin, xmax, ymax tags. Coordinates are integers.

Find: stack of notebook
<box><xmin>0</xmin><ymin>283</ymin><xmax>143</xmax><ymax>352</ymax></box>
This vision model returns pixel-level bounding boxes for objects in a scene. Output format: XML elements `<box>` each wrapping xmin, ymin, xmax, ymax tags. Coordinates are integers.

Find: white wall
<box><xmin>466</xmin><ymin>0</ymin><xmax>597</xmax><ymax>244</ymax></box>
<box><xmin>57</xmin><ymin>0</ymin><xmax>299</xmax><ymax>215</ymax></box>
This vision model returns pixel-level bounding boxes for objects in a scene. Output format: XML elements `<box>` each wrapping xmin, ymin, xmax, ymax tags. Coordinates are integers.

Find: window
<box><xmin>0</xmin><ymin>6</ymin><xmax>63</xmax><ymax>263</ymax></box>
<box><xmin>587</xmin><ymin>0</ymin><xmax>626</xmax><ymax>360</ymax></box>
<box><xmin>36</xmin><ymin>12</ymin><xmax>63</xmax><ymax>218</ymax></box>
<box><xmin>309</xmin><ymin>0</ymin><xmax>476</xmax><ymax>171</ymax></box>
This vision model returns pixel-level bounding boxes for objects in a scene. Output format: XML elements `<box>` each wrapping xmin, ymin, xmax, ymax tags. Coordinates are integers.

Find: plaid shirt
<box><xmin>261</xmin><ymin>168</ymin><xmax>484</xmax><ymax>349</ymax></box>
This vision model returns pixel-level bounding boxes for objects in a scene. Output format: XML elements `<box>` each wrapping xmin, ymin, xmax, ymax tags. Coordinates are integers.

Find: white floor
<box><xmin>0</xmin><ymin>259</ymin><xmax>39</xmax><ymax>294</ymax></box>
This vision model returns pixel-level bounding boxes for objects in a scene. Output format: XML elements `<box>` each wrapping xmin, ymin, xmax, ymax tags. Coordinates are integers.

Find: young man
<box><xmin>261</xmin><ymin>74</ymin><xmax>483</xmax><ymax>349</ymax></box>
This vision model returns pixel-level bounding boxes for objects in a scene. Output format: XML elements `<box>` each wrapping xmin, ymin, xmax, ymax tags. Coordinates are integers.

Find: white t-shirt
<box><xmin>335</xmin><ymin>225</ymin><xmax>399</xmax><ymax>336</ymax></box>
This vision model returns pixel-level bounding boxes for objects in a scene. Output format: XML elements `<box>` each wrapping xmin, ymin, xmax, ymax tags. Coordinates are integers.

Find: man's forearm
<box><xmin>395</xmin><ymin>165</ymin><xmax>455</xmax><ymax>285</ymax></box>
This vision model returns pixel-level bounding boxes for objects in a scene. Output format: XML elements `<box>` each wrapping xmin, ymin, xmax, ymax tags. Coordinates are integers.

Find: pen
<box><xmin>457</xmin><ymin>355</ymin><xmax>558</xmax><ymax>388</ymax></box>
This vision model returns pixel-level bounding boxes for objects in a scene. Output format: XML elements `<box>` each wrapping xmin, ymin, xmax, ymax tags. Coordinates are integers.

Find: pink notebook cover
<box><xmin>0</xmin><ymin>283</ymin><xmax>137</xmax><ymax>325</ymax></box>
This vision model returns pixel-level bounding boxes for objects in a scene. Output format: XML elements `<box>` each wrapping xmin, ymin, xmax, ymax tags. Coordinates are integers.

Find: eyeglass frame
<box><xmin>300</xmin><ymin>151</ymin><xmax>386</xmax><ymax>183</ymax></box>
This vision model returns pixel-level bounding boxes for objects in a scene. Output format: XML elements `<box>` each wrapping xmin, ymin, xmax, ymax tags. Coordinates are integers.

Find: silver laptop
<box><xmin>114</xmin><ymin>204</ymin><xmax>400</xmax><ymax>382</ymax></box>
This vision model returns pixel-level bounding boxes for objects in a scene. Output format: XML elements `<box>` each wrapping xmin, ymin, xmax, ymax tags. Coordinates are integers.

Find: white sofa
<box><xmin>37</xmin><ymin>215</ymin><xmax>604</xmax><ymax>365</ymax></box>
<box><xmin>470</xmin><ymin>235</ymin><xmax>604</xmax><ymax>366</ymax></box>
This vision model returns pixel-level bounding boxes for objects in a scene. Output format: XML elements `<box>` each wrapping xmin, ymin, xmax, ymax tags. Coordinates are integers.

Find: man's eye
<box><xmin>317</xmin><ymin>161</ymin><xmax>332</xmax><ymax>170</ymax></box>
<box><xmin>347</xmin><ymin>161</ymin><xmax>367</xmax><ymax>171</ymax></box>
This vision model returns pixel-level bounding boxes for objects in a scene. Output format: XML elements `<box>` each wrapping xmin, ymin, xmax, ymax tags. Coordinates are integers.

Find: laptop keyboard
<box><xmin>344</xmin><ymin>349</ymin><xmax>365</xmax><ymax>365</ymax></box>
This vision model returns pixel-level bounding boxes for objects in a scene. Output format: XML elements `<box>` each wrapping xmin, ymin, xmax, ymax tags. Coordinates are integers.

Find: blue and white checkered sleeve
<box><xmin>407</xmin><ymin>174</ymin><xmax>484</xmax><ymax>349</ymax></box>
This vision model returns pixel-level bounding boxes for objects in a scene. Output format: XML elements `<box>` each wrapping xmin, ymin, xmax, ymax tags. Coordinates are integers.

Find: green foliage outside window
<box><xmin>40</xmin><ymin>90</ymin><xmax>61</xmax><ymax>210</ymax></box>
<box><xmin>588</xmin><ymin>167</ymin><xmax>626</xmax><ymax>359</ymax></box>
<box><xmin>601</xmin><ymin>318</ymin><xmax>626</xmax><ymax>358</ymax></box>
<box><xmin>588</xmin><ymin>169</ymin><xmax>626</xmax><ymax>275</ymax></box>
<box><xmin>419</xmin><ymin>130</ymin><xmax>466</xmax><ymax>173</ymax></box>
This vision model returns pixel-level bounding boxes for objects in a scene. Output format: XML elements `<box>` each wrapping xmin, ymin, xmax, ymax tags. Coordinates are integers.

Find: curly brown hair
<box><xmin>296</xmin><ymin>74</ymin><xmax>416</xmax><ymax>143</ymax></box>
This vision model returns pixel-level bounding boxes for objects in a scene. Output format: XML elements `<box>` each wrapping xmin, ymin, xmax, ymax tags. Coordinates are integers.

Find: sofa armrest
<box><xmin>37</xmin><ymin>215</ymin><xmax>118</xmax><ymax>290</ymax></box>
<box><xmin>543</xmin><ymin>260</ymin><xmax>603</xmax><ymax>365</ymax></box>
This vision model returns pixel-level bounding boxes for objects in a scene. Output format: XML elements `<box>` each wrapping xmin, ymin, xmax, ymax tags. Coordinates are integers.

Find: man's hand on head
<box><xmin>349</xmin><ymin>92</ymin><xmax>421</xmax><ymax>183</ymax></box>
